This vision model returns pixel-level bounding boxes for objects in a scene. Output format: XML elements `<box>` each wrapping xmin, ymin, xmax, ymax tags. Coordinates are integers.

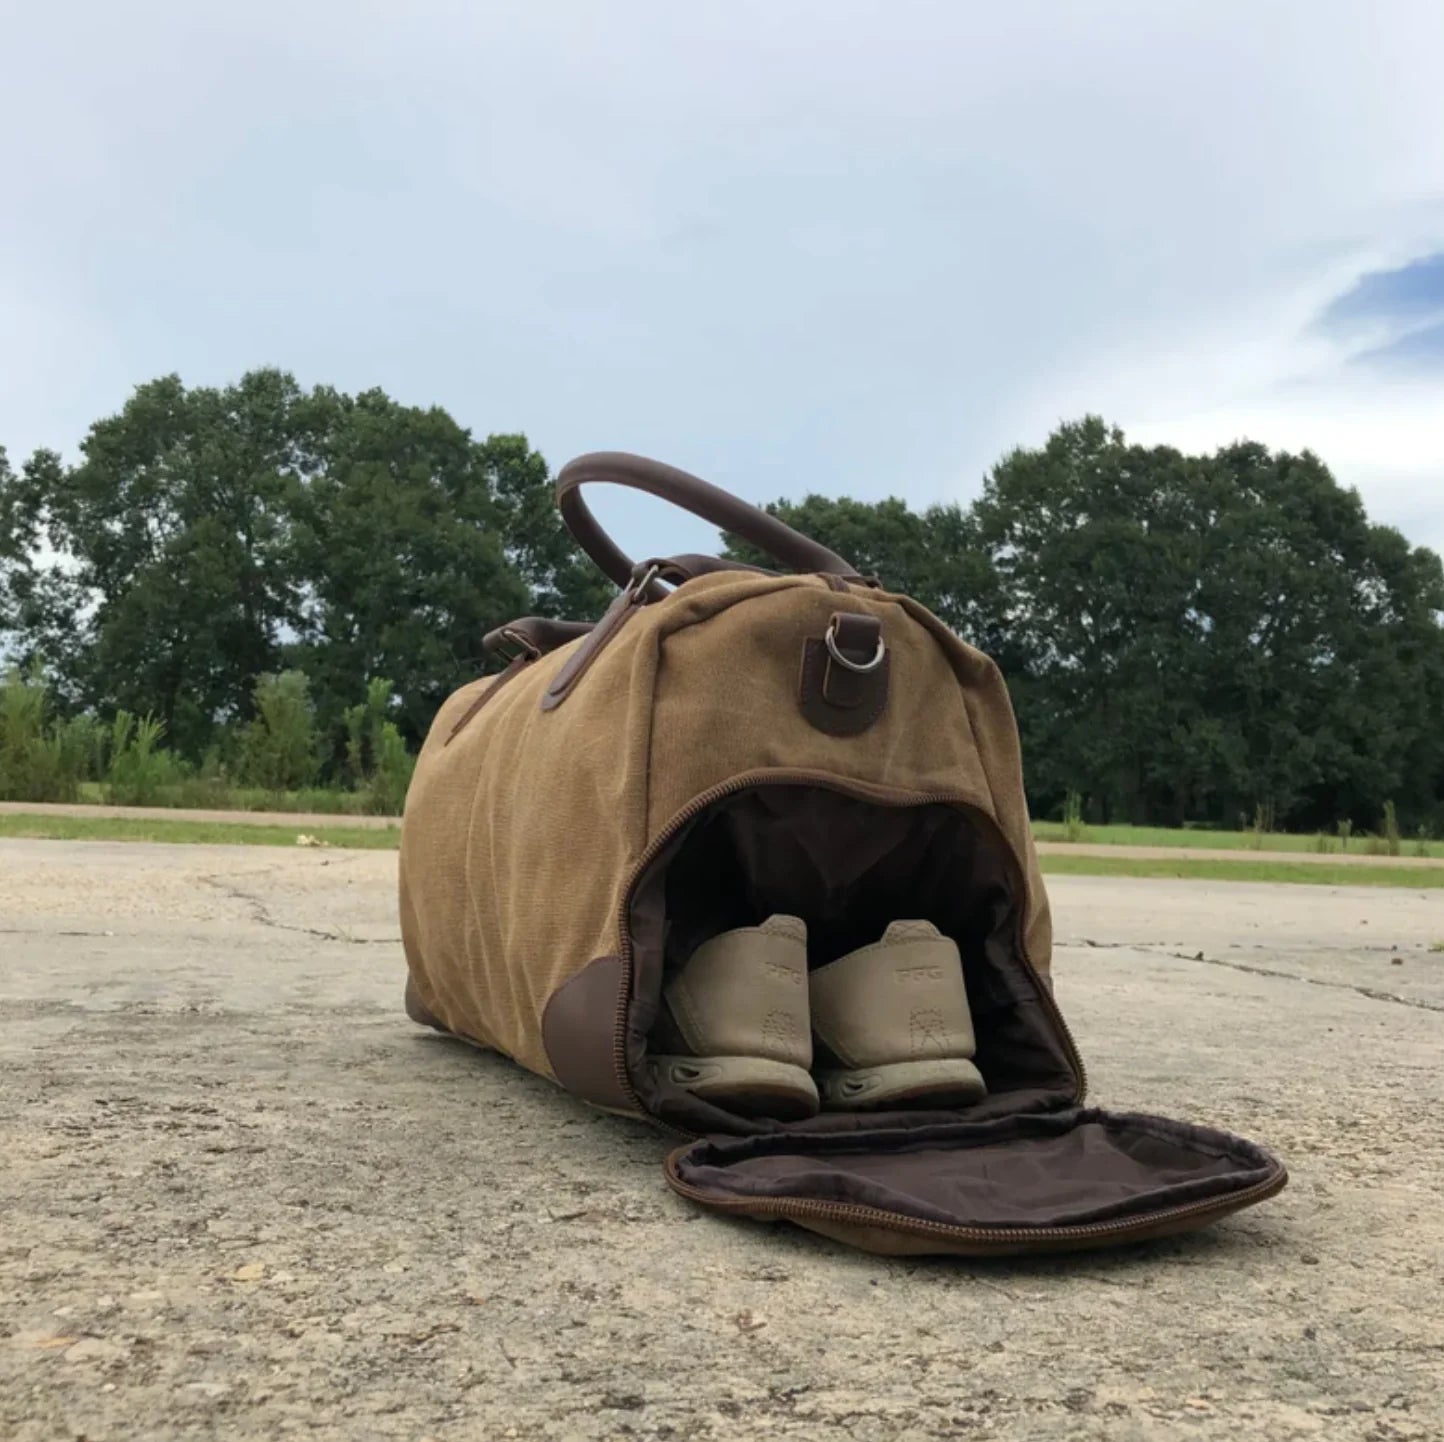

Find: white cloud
<box><xmin>3</xmin><ymin>0</ymin><xmax>1444</xmax><ymax>563</ymax></box>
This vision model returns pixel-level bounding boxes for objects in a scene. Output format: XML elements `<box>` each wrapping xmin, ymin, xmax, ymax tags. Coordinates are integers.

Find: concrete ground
<box><xmin>2</xmin><ymin>840</ymin><xmax>1441</xmax><ymax>1442</ymax></box>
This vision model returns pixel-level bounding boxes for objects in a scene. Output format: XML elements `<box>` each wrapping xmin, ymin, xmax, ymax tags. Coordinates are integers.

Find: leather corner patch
<box><xmin>798</xmin><ymin>638</ymin><xmax>890</xmax><ymax>736</ymax></box>
<box><xmin>404</xmin><ymin>974</ymin><xmax>449</xmax><ymax>1032</ymax></box>
<box><xmin>541</xmin><ymin>955</ymin><xmax>633</xmax><ymax>1111</ymax></box>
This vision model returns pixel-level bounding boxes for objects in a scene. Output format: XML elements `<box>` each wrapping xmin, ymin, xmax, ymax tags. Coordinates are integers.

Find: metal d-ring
<box><xmin>825</xmin><ymin>617</ymin><xmax>886</xmax><ymax>673</ymax></box>
<box><xmin>625</xmin><ymin>562</ymin><xmax>663</xmax><ymax>605</ymax></box>
<box><xmin>495</xmin><ymin>627</ymin><xmax>542</xmax><ymax>663</ymax></box>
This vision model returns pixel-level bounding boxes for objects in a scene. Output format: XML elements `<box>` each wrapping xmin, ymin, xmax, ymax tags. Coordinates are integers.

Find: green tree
<box><xmin>968</xmin><ymin>419</ymin><xmax>1213</xmax><ymax>823</ymax></box>
<box><xmin>240</xmin><ymin>671</ymin><xmax>319</xmax><ymax>791</ymax></box>
<box><xmin>0</xmin><ymin>447</ymin><xmax>20</xmax><ymax>646</ymax></box>
<box><xmin>10</xmin><ymin>371</ymin><xmax>605</xmax><ymax>770</ymax></box>
<box><xmin>287</xmin><ymin>388</ymin><xmax>534</xmax><ymax>756</ymax></box>
<box><xmin>22</xmin><ymin>372</ymin><xmax>311</xmax><ymax>755</ymax></box>
<box><xmin>972</xmin><ymin>419</ymin><xmax>1444</xmax><ymax>829</ymax></box>
<box><xmin>487</xmin><ymin>433</ymin><xmax>614</xmax><ymax>619</ymax></box>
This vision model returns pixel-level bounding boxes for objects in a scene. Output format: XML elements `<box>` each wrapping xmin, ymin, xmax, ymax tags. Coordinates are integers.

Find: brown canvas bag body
<box><xmin>399</xmin><ymin>453</ymin><xmax>1286</xmax><ymax>1256</ymax></box>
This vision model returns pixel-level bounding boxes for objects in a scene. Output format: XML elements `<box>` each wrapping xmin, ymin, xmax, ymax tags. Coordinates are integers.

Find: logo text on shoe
<box><xmin>764</xmin><ymin>960</ymin><xmax>803</xmax><ymax>983</ymax></box>
<box><xmin>895</xmin><ymin>966</ymin><xmax>944</xmax><ymax>982</ymax></box>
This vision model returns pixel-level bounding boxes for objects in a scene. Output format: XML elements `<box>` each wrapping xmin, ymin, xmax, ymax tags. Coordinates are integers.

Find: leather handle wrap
<box><xmin>555</xmin><ymin>451</ymin><xmax>860</xmax><ymax>590</ymax></box>
<box><xmin>482</xmin><ymin>616</ymin><xmax>596</xmax><ymax>658</ymax></box>
<box><xmin>483</xmin><ymin>551</ymin><xmax>774</xmax><ymax>659</ymax></box>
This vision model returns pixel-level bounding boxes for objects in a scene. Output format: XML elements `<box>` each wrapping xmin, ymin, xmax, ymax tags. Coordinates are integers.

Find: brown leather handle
<box><xmin>660</xmin><ymin>553</ymin><xmax>774</xmax><ymax>583</ymax></box>
<box><xmin>555</xmin><ymin>452</ymin><xmax>860</xmax><ymax>590</ymax></box>
<box><xmin>482</xmin><ymin>616</ymin><xmax>596</xmax><ymax>658</ymax></box>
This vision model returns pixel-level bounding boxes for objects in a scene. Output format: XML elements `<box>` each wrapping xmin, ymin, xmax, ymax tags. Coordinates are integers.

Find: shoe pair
<box><xmin>648</xmin><ymin>916</ymin><xmax>986</xmax><ymax>1120</ymax></box>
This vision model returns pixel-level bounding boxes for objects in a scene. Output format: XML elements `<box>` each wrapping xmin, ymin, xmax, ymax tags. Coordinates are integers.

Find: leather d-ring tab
<box><xmin>798</xmin><ymin>612</ymin><xmax>889</xmax><ymax>736</ymax></box>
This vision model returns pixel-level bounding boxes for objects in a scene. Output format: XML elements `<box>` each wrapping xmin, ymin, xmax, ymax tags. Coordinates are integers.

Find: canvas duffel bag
<box><xmin>398</xmin><ymin>452</ymin><xmax>1287</xmax><ymax>1257</ymax></box>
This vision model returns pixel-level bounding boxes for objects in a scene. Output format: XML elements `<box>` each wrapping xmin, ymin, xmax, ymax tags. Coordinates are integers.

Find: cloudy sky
<box><xmin>4</xmin><ymin>0</ymin><xmax>1443</xmax><ymax>562</ymax></box>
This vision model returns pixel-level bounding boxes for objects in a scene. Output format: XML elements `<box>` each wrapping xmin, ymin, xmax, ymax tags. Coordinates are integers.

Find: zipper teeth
<box><xmin>610</xmin><ymin>769</ymin><xmax>1087</xmax><ymax>1117</ymax></box>
<box><xmin>664</xmin><ymin>1164</ymin><xmax>1288</xmax><ymax>1244</ymax></box>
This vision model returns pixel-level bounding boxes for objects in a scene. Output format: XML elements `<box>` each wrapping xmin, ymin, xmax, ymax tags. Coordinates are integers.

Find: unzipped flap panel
<box><xmin>666</xmin><ymin>1108</ymin><xmax>1286</xmax><ymax>1254</ymax></box>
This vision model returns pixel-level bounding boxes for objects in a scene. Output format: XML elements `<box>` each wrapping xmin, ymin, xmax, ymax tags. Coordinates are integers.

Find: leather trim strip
<box><xmin>445</xmin><ymin>656</ymin><xmax>530</xmax><ymax>745</ymax></box>
<box><xmin>541</xmin><ymin>590</ymin><xmax>642</xmax><ymax>712</ymax></box>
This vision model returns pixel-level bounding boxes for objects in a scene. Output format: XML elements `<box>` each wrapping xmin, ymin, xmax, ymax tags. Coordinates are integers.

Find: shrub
<box><xmin>1382</xmin><ymin>801</ymin><xmax>1401</xmax><ymax>858</ymax></box>
<box><xmin>362</xmin><ymin>721</ymin><xmax>415</xmax><ymax>815</ymax></box>
<box><xmin>341</xmin><ymin>677</ymin><xmax>415</xmax><ymax>814</ymax></box>
<box><xmin>241</xmin><ymin>672</ymin><xmax>319</xmax><ymax>792</ymax></box>
<box><xmin>1312</xmin><ymin>833</ymin><xmax>1335</xmax><ymax>854</ymax></box>
<box><xmin>344</xmin><ymin>677</ymin><xmax>394</xmax><ymax>787</ymax></box>
<box><xmin>105</xmin><ymin>710</ymin><xmax>182</xmax><ymax>805</ymax></box>
<box><xmin>0</xmin><ymin>668</ymin><xmax>96</xmax><ymax>803</ymax></box>
<box><xmin>1062</xmin><ymin>789</ymin><xmax>1088</xmax><ymax>844</ymax></box>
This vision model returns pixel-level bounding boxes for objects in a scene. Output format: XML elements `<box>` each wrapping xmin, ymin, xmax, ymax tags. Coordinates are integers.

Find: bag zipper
<box><xmin>662</xmin><ymin>1154</ymin><xmax>1288</xmax><ymax>1248</ymax></box>
<box><xmin>610</xmin><ymin>769</ymin><xmax>1087</xmax><ymax>1119</ymax></box>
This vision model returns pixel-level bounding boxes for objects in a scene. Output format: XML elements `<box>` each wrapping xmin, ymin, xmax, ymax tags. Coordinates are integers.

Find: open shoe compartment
<box><xmin>665</xmin><ymin>1108</ymin><xmax>1287</xmax><ymax>1256</ymax></box>
<box><xmin>624</xmin><ymin>780</ymin><xmax>1286</xmax><ymax>1256</ymax></box>
<box><xmin>624</xmin><ymin>782</ymin><xmax>1082</xmax><ymax>1134</ymax></box>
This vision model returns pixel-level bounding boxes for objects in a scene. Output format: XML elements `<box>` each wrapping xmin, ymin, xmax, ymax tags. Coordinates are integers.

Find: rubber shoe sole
<box><xmin>816</xmin><ymin>1056</ymin><xmax>986</xmax><ymax>1111</ymax></box>
<box><xmin>648</xmin><ymin>1054</ymin><xmax>819</xmax><ymax>1120</ymax></box>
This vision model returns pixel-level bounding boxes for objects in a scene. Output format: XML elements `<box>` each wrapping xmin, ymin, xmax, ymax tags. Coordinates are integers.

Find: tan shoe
<box><xmin>810</xmin><ymin>921</ymin><xmax>986</xmax><ymax>1110</ymax></box>
<box><xmin>649</xmin><ymin>915</ymin><xmax>819</xmax><ymax>1120</ymax></box>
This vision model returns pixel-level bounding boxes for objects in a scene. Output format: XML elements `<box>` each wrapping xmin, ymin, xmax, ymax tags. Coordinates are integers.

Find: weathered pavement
<box><xmin>2</xmin><ymin>839</ymin><xmax>1441</xmax><ymax>1441</ymax></box>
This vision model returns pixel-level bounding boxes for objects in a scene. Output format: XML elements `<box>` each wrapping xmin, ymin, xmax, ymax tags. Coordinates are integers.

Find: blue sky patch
<box><xmin>1319</xmin><ymin>251</ymin><xmax>1444</xmax><ymax>331</ymax></box>
<box><xmin>1351</xmin><ymin>317</ymin><xmax>1444</xmax><ymax>370</ymax></box>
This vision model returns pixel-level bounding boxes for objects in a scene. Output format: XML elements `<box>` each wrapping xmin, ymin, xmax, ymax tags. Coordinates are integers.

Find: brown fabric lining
<box><xmin>670</xmin><ymin>1109</ymin><xmax>1284</xmax><ymax>1230</ymax></box>
<box><xmin>623</xmin><ymin>785</ymin><xmax>1077</xmax><ymax>1134</ymax></box>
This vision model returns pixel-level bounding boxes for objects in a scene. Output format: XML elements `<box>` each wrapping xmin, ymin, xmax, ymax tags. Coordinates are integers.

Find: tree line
<box><xmin>2</xmin><ymin>374</ymin><xmax>1441</xmax><ymax>833</ymax></box>
<box><xmin>729</xmin><ymin>417</ymin><xmax>1444</xmax><ymax>834</ymax></box>
<box><xmin>0</xmin><ymin>370</ymin><xmax>610</xmax><ymax>795</ymax></box>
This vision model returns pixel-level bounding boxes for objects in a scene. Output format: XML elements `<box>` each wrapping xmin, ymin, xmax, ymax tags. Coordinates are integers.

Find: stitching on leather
<box><xmin>800</xmin><ymin>643</ymin><xmax>889</xmax><ymax>734</ymax></box>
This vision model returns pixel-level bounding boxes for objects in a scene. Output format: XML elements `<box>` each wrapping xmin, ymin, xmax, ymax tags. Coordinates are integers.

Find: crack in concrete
<box><xmin>197</xmin><ymin>874</ymin><xmax>399</xmax><ymax>945</ymax></box>
<box><xmin>1065</xmin><ymin>939</ymin><xmax>1444</xmax><ymax>1014</ymax></box>
<box><xmin>1073</xmin><ymin>936</ymin><xmax>1419</xmax><ymax>958</ymax></box>
<box><xmin>0</xmin><ymin>928</ymin><xmax>117</xmax><ymax>938</ymax></box>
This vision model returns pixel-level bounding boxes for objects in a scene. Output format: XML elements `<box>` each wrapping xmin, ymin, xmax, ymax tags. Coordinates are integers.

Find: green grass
<box><xmin>4</xmin><ymin>811</ymin><xmax>1442</xmax><ymax>888</ymax></box>
<box><xmin>74</xmin><ymin>780</ymin><xmax>383</xmax><ymax>815</ymax></box>
<box><xmin>1031</xmin><ymin>819</ymin><xmax>1443</xmax><ymax>859</ymax></box>
<box><xmin>0</xmin><ymin>813</ymin><xmax>400</xmax><ymax>849</ymax></box>
<box><xmin>1037</xmin><ymin>853</ymin><xmax>1444</xmax><ymax>889</ymax></box>
<box><xmin>31</xmin><ymin>787</ymin><xmax>1444</xmax><ymax>858</ymax></box>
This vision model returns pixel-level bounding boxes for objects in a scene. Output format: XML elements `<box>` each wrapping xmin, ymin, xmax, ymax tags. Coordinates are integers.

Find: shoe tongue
<box><xmin>881</xmin><ymin>919</ymin><xmax>941</xmax><ymax>943</ymax></box>
<box><xmin>759</xmin><ymin>914</ymin><xmax>807</xmax><ymax>942</ymax></box>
